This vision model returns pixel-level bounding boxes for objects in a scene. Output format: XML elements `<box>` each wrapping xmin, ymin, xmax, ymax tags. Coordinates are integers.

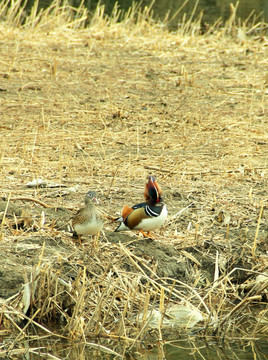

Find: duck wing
<box><xmin>125</xmin><ymin>203</ymin><xmax>164</xmax><ymax>229</ymax></box>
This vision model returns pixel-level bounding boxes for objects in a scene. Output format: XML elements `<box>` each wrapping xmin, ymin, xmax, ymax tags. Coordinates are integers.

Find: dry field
<box><xmin>0</xmin><ymin>0</ymin><xmax>267</xmax><ymax>356</ymax></box>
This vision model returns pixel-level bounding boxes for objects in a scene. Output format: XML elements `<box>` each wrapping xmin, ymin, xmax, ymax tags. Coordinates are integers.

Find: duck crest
<box><xmin>144</xmin><ymin>175</ymin><xmax>162</xmax><ymax>204</ymax></box>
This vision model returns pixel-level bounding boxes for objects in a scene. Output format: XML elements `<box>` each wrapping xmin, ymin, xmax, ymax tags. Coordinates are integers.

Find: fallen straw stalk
<box><xmin>119</xmin><ymin>242</ymin><xmax>210</xmax><ymax>315</ymax></box>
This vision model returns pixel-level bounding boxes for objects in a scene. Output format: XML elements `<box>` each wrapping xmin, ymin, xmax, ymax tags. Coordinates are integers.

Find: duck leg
<box><xmin>139</xmin><ymin>230</ymin><xmax>152</xmax><ymax>238</ymax></box>
<box><xmin>92</xmin><ymin>231</ymin><xmax>100</xmax><ymax>248</ymax></box>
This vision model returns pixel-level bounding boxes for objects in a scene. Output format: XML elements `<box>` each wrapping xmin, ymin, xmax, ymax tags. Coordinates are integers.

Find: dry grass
<box><xmin>0</xmin><ymin>0</ymin><xmax>267</xmax><ymax>357</ymax></box>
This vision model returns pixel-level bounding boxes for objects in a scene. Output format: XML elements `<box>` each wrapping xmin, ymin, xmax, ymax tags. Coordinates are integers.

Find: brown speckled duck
<box><xmin>72</xmin><ymin>191</ymin><xmax>104</xmax><ymax>245</ymax></box>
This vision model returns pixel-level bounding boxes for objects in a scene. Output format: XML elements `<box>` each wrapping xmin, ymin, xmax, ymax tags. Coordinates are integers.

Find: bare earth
<box><xmin>0</xmin><ymin>19</ymin><xmax>267</xmax><ymax>341</ymax></box>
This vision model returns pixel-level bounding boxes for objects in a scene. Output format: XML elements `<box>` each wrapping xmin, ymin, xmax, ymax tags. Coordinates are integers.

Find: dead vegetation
<box><xmin>0</xmin><ymin>0</ymin><xmax>267</xmax><ymax>357</ymax></box>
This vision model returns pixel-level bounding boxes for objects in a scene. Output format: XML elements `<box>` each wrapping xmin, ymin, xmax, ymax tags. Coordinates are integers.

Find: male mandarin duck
<box><xmin>115</xmin><ymin>176</ymin><xmax>167</xmax><ymax>235</ymax></box>
<box><xmin>72</xmin><ymin>191</ymin><xmax>104</xmax><ymax>245</ymax></box>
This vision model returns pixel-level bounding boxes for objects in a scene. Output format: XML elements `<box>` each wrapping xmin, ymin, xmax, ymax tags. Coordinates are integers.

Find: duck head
<box><xmin>85</xmin><ymin>191</ymin><xmax>99</xmax><ymax>204</ymax></box>
<box><xmin>144</xmin><ymin>176</ymin><xmax>162</xmax><ymax>204</ymax></box>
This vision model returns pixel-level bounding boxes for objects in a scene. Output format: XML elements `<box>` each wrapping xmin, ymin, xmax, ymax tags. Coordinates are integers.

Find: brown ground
<box><xmin>0</xmin><ymin>15</ymin><xmax>267</xmax><ymax>342</ymax></box>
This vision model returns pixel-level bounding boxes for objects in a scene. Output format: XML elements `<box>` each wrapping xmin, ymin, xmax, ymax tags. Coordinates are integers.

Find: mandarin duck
<box><xmin>115</xmin><ymin>176</ymin><xmax>167</xmax><ymax>235</ymax></box>
<box><xmin>72</xmin><ymin>191</ymin><xmax>104</xmax><ymax>245</ymax></box>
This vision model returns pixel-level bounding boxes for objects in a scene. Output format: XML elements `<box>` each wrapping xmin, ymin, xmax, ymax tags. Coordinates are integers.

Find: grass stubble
<box><xmin>0</xmin><ymin>0</ymin><xmax>267</xmax><ymax>358</ymax></box>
